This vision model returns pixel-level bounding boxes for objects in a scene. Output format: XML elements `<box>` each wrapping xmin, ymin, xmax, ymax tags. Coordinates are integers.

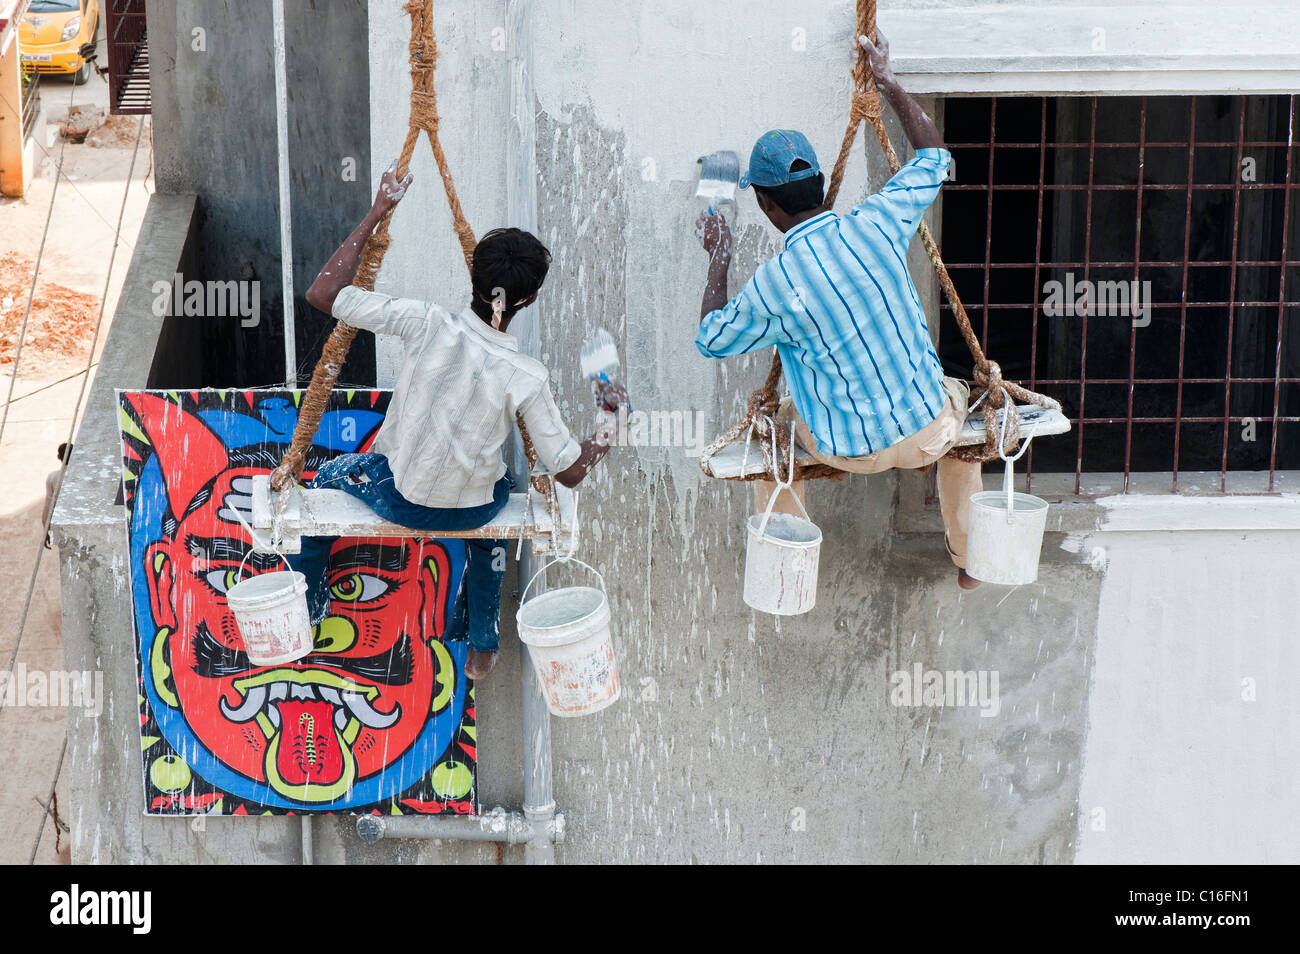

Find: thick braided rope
<box><xmin>517</xmin><ymin>412</ymin><xmax>562</xmax><ymax>530</ymax></box>
<box><xmin>273</xmin><ymin>0</ymin><xmax>553</xmax><ymax>507</ymax></box>
<box><xmin>698</xmin><ymin>353</ymin><xmax>844</xmax><ymax>483</ymax></box>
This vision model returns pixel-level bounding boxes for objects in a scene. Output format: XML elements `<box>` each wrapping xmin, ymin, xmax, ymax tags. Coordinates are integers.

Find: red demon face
<box><xmin>133</xmin><ymin>394</ymin><xmax>458</xmax><ymax>805</ymax></box>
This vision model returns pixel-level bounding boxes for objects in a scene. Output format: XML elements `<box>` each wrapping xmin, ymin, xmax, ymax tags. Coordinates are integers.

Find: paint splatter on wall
<box><xmin>118</xmin><ymin>389</ymin><xmax>477</xmax><ymax>816</ymax></box>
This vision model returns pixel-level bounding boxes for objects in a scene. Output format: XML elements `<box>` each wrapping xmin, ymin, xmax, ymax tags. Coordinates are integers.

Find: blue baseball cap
<box><xmin>738</xmin><ymin>130</ymin><xmax>821</xmax><ymax>190</ymax></box>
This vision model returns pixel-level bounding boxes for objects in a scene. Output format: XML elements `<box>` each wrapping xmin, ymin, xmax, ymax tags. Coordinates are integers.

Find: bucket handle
<box><xmin>235</xmin><ymin>542</ymin><xmax>294</xmax><ymax>580</ymax></box>
<box><xmin>225</xmin><ymin>480</ymin><xmax>296</xmax><ymax>574</ymax></box>
<box><xmin>520</xmin><ymin>556</ymin><xmax>607</xmax><ymax>610</ymax></box>
<box><xmin>754</xmin><ymin>415</ymin><xmax>812</xmax><ymax>539</ymax></box>
<box><xmin>992</xmin><ymin>387</ymin><xmax>1035</xmax><ymax>519</ymax></box>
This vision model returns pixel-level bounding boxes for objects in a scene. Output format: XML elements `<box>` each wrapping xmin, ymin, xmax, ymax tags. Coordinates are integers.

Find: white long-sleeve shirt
<box><xmin>332</xmin><ymin>286</ymin><xmax>581</xmax><ymax>508</ymax></box>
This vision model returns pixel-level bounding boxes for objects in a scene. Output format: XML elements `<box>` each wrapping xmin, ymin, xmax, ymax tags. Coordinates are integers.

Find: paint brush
<box><xmin>695</xmin><ymin>150</ymin><xmax>740</xmax><ymax>216</ymax></box>
<box><xmin>580</xmin><ymin>329</ymin><xmax>627</xmax><ymax>411</ymax></box>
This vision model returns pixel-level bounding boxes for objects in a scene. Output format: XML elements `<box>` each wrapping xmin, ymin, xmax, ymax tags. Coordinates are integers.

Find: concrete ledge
<box><xmin>1090</xmin><ymin>493</ymin><xmax>1300</xmax><ymax>533</ymax></box>
<box><xmin>880</xmin><ymin>2</ymin><xmax>1300</xmax><ymax>95</ymax></box>
<box><xmin>897</xmin><ymin>470</ymin><xmax>1300</xmax><ymax>536</ymax></box>
<box><xmin>51</xmin><ymin>193</ymin><xmax>199</xmax><ymax>534</ymax></box>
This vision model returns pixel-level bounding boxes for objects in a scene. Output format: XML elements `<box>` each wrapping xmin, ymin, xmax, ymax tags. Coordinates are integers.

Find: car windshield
<box><xmin>28</xmin><ymin>1</ymin><xmax>80</xmax><ymax>12</ymax></box>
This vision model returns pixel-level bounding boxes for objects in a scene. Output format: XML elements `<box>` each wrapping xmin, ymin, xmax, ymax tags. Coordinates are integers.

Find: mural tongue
<box><xmin>275</xmin><ymin>699</ymin><xmax>344</xmax><ymax>785</ymax></box>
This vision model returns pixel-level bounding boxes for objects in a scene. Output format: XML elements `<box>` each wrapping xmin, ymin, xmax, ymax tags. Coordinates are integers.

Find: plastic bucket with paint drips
<box><xmin>517</xmin><ymin>558</ymin><xmax>620</xmax><ymax>717</ymax></box>
<box><xmin>228</xmin><ymin>554</ymin><xmax>314</xmax><ymax>666</ymax></box>
<box><xmin>744</xmin><ymin>500</ymin><xmax>822</xmax><ymax>615</ymax></box>
<box><xmin>964</xmin><ymin>390</ymin><xmax>1049</xmax><ymax>586</ymax></box>
<box><xmin>741</xmin><ymin>416</ymin><xmax>822</xmax><ymax>615</ymax></box>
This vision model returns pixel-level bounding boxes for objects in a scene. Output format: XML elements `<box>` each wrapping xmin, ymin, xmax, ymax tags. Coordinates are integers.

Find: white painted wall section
<box><xmin>879</xmin><ymin>0</ymin><xmax>1300</xmax><ymax>94</ymax></box>
<box><xmin>1076</xmin><ymin>527</ymin><xmax>1300</xmax><ymax>863</ymax></box>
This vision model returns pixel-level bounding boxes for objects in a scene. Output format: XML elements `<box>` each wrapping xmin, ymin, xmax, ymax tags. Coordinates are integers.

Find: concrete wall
<box><xmin>56</xmin><ymin>195</ymin><xmax>301</xmax><ymax>863</ymax></box>
<box><xmin>56</xmin><ymin>0</ymin><xmax>1299</xmax><ymax>863</ymax></box>
<box><xmin>355</xmin><ymin>0</ymin><xmax>1295</xmax><ymax>864</ymax></box>
<box><xmin>148</xmin><ymin>0</ymin><xmax>375</xmax><ymax>387</ymax></box>
<box><xmin>352</xmin><ymin>0</ymin><xmax>1106</xmax><ymax>864</ymax></box>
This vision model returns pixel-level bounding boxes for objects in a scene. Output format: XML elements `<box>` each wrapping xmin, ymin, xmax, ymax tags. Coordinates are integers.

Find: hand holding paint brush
<box><xmin>695</xmin><ymin>209</ymin><xmax>733</xmax><ymax>261</ymax></box>
<box><xmin>696</xmin><ymin>150</ymin><xmax>740</xmax><ymax>219</ymax></box>
<box><xmin>580</xmin><ymin>329</ymin><xmax>631</xmax><ymax>413</ymax></box>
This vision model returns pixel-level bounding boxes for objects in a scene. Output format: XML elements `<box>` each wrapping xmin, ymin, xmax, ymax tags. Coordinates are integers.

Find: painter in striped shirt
<box><xmin>694</xmin><ymin>32</ymin><xmax>985</xmax><ymax>592</ymax></box>
<box><xmin>696</xmin><ymin>145</ymin><xmax>951</xmax><ymax>458</ymax></box>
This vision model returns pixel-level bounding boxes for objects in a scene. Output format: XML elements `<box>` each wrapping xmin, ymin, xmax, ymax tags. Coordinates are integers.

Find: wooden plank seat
<box><xmin>703</xmin><ymin>403</ymin><xmax>1072</xmax><ymax>479</ymax></box>
<box><xmin>249</xmin><ymin>475</ymin><xmax>578</xmax><ymax>556</ymax></box>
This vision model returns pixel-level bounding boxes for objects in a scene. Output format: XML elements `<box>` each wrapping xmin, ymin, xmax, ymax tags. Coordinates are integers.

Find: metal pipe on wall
<box><xmin>506</xmin><ymin>0</ymin><xmax>558</xmax><ymax>867</ymax></box>
<box><xmin>356</xmin><ymin>811</ymin><xmax>564</xmax><ymax>845</ymax></box>
<box><xmin>301</xmin><ymin>815</ymin><xmax>313</xmax><ymax>865</ymax></box>
<box><xmin>271</xmin><ymin>0</ymin><xmax>296</xmax><ymax>387</ymax></box>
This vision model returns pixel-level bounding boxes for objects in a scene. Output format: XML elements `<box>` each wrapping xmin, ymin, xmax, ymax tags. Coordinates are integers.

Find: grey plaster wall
<box><xmin>349</xmin><ymin>0</ymin><xmax>1106</xmax><ymax>864</ymax></box>
<box><xmin>55</xmin><ymin>195</ymin><xmax>298</xmax><ymax>863</ymax></box>
<box><xmin>63</xmin><ymin>0</ymin><xmax>1300</xmax><ymax>865</ymax></box>
<box><xmin>147</xmin><ymin>0</ymin><xmax>374</xmax><ymax>387</ymax></box>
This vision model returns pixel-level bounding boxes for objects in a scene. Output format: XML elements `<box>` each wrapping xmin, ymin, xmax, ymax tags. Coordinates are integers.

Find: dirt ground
<box><xmin>0</xmin><ymin>24</ymin><xmax>153</xmax><ymax>863</ymax></box>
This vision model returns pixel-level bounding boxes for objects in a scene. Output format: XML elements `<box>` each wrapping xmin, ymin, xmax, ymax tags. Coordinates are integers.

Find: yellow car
<box><xmin>20</xmin><ymin>0</ymin><xmax>99</xmax><ymax>85</ymax></box>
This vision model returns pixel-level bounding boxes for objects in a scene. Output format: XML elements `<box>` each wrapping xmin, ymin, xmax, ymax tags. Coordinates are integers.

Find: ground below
<box><xmin>0</xmin><ymin>26</ymin><xmax>152</xmax><ymax>863</ymax></box>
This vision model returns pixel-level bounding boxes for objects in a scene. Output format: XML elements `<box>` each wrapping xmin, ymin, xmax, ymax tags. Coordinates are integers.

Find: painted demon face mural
<box><xmin>119</xmin><ymin>390</ymin><xmax>478</xmax><ymax>815</ymax></box>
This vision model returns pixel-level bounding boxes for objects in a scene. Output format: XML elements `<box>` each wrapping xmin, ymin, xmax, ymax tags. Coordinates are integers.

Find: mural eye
<box><xmin>330</xmin><ymin>573</ymin><xmax>390</xmax><ymax>603</ymax></box>
<box><xmin>204</xmin><ymin>568</ymin><xmax>245</xmax><ymax>595</ymax></box>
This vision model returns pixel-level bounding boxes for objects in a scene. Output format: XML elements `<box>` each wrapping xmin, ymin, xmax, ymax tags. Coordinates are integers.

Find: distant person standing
<box><xmin>43</xmin><ymin>442</ymin><xmax>72</xmax><ymax>549</ymax></box>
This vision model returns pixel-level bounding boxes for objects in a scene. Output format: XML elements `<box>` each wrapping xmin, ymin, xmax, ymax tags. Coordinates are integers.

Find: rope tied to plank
<box><xmin>702</xmin><ymin>0</ymin><xmax>1061</xmax><ymax>480</ymax></box>
<box><xmin>273</xmin><ymin>0</ymin><xmax>556</xmax><ymax>516</ymax></box>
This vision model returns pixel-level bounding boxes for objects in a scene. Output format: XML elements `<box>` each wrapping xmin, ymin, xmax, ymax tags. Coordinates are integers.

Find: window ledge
<box><xmin>896</xmin><ymin>470</ymin><xmax>1300</xmax><ymax>535</ymax></box>
<box><xmin>883</xmin><ymin>2</ymin><xmax>1300</xmax><ymax>95</ymax></box>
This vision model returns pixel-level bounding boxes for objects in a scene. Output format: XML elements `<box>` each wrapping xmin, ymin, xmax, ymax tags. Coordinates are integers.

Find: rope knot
<box><xmin>974</xmin><ymin>361</ymin><xmax>1004</xmax><ymax>401</ymax></box>
<box><xmin>410</xmin><ymin>90</ymin><xmax>439</xmax><ymax>131</ymax></box>
<box><xmin>850</xmin><ymin>91</ymin><xmax>881</xmax><ymax>124</ymax></box>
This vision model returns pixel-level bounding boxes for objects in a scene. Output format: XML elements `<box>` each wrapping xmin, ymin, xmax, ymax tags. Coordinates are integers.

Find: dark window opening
<box><xmin>939</xmin><ymin>95</ymin><xmax>1298</xmax><ymax>492</ymax></box>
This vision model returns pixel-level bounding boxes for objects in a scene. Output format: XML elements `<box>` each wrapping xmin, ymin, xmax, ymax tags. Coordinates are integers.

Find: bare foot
<box><xmin>465</xmin><ymin>650</ymin><xmax>499</xmax><ymax>680</ymax></box>
<box><xmin>957</xmin><ymin>568</ymin><xmax>981</xmax><ymax>590</ymax></box>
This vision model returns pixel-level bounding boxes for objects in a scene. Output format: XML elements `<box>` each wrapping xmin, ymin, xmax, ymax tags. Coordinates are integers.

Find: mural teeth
<box><xmin>318</xmin><ymin>686</ymin><xmax>342</xmax><ymax>706</ymax></box>
<box><xmin>220</xmin><ymin>684</ymin><xmax>267</xmax><ymax>723</ymax></box>
<box><xmin>289</xmin><ymin>683</ymin><xmax>316</xmax><ymax>701</ymax></box>
<box><xmin>334</xmin><ymin>707</ymin><xmax>347</xmax><ymax>731</ymax></box>
<box><xmin>267</xmin><ymin>704</ymin><xmax>281</xmax><ymax>729</ymax></box>
<box><xmin>268</xmin><ymin>682</ymin><xmax>288</xmax><ymax>702</ymax></box>
<box><xmin>341</xmin><ymin>690</ymin><xmax>401</xmax><ymax>729</ymax></box>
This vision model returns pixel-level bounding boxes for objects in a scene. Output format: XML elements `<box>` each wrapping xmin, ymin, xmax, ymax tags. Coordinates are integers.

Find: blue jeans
<box><xmin>289</xmin><ymin>453</ymin><xmax>513</xmax><ymax>652</ymax></box>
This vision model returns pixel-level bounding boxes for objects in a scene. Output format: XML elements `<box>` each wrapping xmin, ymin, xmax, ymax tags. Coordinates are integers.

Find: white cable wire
<box><xmin>1</xmin><ymin>115</ymin><xmax>147</xmax><ymax>716</ymax></box>
<box><xmin>0</xmin><ymin>133</ymin><xmax>68</xmax><ymax>449</ymax></box>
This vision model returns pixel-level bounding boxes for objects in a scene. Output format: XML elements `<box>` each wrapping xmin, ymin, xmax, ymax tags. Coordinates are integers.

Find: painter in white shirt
<box><xmin>331</xmin><ymin>285</ymin><xmax>581</xmax><ymax>509</ymax></box>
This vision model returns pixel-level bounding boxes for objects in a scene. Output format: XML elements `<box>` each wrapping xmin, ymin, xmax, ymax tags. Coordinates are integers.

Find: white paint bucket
<box><xmin>228</xmin><ymin>568</ymin><xmax>314</xmax><ymax>666</ymax></box>
<box><xmin>965</xmin><ymin>465</ymin><xmax>1049</xmax><ymax>586</ymax></box>
<box><xmin>517</xmin><ymin>559</ymin><xmax>620</xmax><ymax>717</ymax></box>
<box><xmin>743</xmin><ymin>492</ymin><xmax>822</xmax><ymax>616</ymax></box>
<box><xmin>740</xmin><ymin>416</ymin><xmax>822</xmax><ymax>615</ymax></box>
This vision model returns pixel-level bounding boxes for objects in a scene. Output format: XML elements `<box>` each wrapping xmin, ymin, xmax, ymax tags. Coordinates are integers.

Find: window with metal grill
<box><xmin>939</xmin><ymin>95</ymin><xmax>1298</xmax><ymax>493</ymax></box>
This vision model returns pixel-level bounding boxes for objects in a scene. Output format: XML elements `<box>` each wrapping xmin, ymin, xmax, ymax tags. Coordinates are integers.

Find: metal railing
<box><xmin>940</xmin><ymin>94</ymin><xmax>1298</xmax><ymax>494</ymax></box>
<box><xmin>20</xmin><ymin>69</ymin><xmax>40</xmax><ymax>139</ymax></box>
<box><xmin>105</xmin><ymin>0</ymin><xmax>149</xmax><ymax>115</ymax></box>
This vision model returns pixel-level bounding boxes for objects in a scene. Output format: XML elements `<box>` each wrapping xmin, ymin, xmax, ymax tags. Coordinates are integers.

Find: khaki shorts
<box><xmin>777</xmin><ymin>377</ymin><xmax>970</xmax><ymax>474</ymax></box>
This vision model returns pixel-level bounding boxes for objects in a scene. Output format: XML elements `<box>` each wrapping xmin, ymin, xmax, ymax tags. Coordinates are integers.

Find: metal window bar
<box><xmin>1270</xmin><ymin>96</ymin><xmax>1296</xmax><ymax>489</ymax></box>
<box><xmin>1076</xmin><ymin>97</ymin><xmax>1097</xmax><ymax>497</ymax></box>
<box><xmin>1123</xmin><ymin>97</ymin><xmax>1147</xmax><ymax>492</ymax></box>
<box><xmin>1172</xmin><ymin>98</ymin><xmax>1196</xmax><ymax>492</ymax></box>
<box><xmin>940</xmin><ymin>95</ymin><xmax>1299</xmax><ymax>495</ymax></box>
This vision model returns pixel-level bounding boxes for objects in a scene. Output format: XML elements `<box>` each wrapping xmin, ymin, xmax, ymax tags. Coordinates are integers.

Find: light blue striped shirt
<box><xmin>697</xmin><ymin>147</ymin><xmax>951</xmax><ymax>458</ymax></box>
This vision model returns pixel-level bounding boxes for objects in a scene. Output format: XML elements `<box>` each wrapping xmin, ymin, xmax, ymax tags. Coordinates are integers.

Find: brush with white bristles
<box><xmin>580</xmin><ymin>328</ymin><xmax>626</xmax><ymax>411</ymax></box>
